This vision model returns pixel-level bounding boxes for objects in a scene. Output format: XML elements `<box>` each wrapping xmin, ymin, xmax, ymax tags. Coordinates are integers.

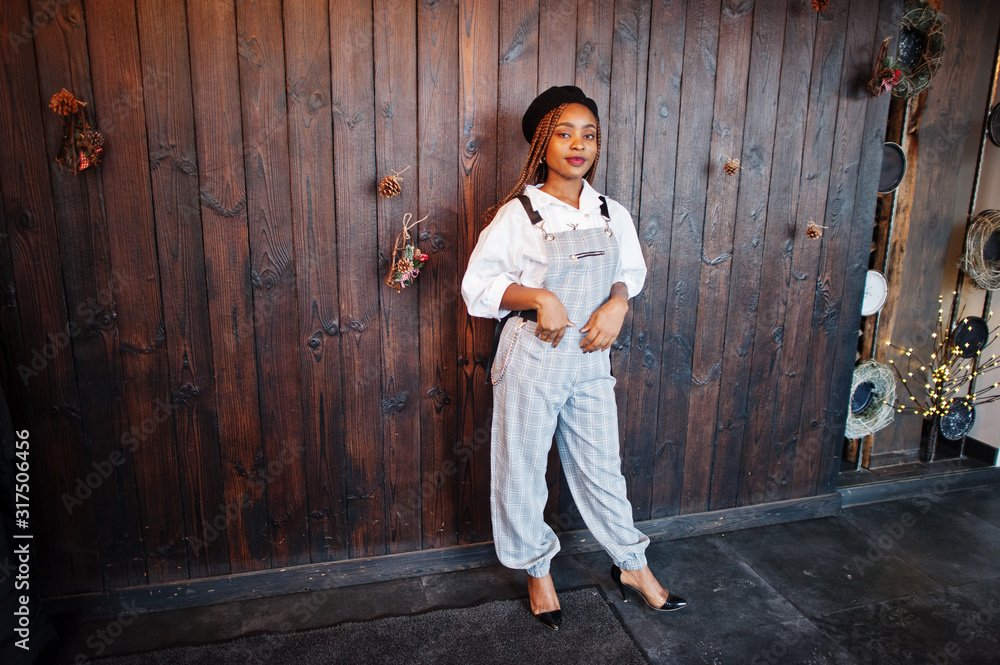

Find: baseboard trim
<box><xmin>42</xmin><ymin>493</ymin><xmax>842</xmax><ymax>621</ymax></box>
<box><xmin>839</xmin><ymin>465</ymin><xmax>1000</xmax><ymax>507</ymax></box>
<box><xmin>965</xmin><ymin>437</ymin><xmax>999</xmax><ymax>466</ymax></box>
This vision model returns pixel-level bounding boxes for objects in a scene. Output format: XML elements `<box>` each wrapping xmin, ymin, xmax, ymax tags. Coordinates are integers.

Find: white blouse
<box><xmin>462</xmin><ymin>181</ymin><xmax>648</xmax><ymax>320</ymax></box>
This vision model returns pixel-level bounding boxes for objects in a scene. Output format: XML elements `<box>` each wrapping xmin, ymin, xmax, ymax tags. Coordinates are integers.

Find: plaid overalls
<box><xmin>490</xmin><ymin>196</ymin><xmax>650</xmax><ymax>578</ymax></box>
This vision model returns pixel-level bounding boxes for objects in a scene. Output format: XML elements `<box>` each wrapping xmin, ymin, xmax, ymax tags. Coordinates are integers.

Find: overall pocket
<box><xmin>567</xmin><ymin>250</ymin><xmax>605</xmax><ymax>265</ymax></box>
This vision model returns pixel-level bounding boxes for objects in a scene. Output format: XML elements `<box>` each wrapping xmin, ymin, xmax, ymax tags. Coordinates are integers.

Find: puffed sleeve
<box><xmin>609</xmin><ymin>200</ymin><xmax>647</xmax><ymax>298</ymax></box>
<box><xmin>462</xmin><ymin>204</ymin><xmax>525</xmax><ymax>320</ymax></box>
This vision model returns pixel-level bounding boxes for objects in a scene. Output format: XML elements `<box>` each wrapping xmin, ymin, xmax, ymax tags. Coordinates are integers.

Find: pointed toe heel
<box><xmin>534</xmin><ymin>609</ymin><xmax>563</xmax><ymax>630</ymax></box>
<box><xmin>526</xmin><ymin>573</ymin><xmax>563</xmax><ymax>629</ymax></box>
<box><xmin>610</xmin><ymin>565</ymin><xmax>688</xmax><ymax>612</ymax></box>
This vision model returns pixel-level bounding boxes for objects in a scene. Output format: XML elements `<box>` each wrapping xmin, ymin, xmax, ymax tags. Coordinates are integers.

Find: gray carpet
<box><xmin>95</xmin><ymin>587</ymin><xmax>648</xmax><ymax>665</ymax></box>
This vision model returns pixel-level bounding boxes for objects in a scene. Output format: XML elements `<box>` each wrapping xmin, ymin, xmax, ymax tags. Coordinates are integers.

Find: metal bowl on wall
<box><xmin>878</xmin><ymin>142</ymin><xmax>906</xmax><ymax>193</ymax></box>
<box><xmin>988</xmin><ymin>103</ymin><xmax>1000</xmax><ymax>148</ymax></box>
<box><xmin>938</xmin><ymin>402</ymin><xmax>976</xmax><ymax>441</ymax></box>
<box><xmin>861</xmin><ymin>270</ymin><xmax>888</xmax><ymax>316</ymax></box>
<box><xmin>850</xmin><ymin>381</ymin><xmax>875</xmax><ymax>415</ymax></box>
<box><xmin>952</xmin><ymin>316</ymin><xmax>989</xmax><ymax>358</ymax></box>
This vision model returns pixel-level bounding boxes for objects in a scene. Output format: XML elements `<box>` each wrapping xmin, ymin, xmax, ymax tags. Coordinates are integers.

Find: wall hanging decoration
<box><xmin>938</xmin><ymin>401</ymin><xmax>975</xmax><ymax>440</ymax></box>
<box><xmin>878</xmin><ymin>142</ymin><xmax>906</xmax><ymax>193</ymax></box>
<box><xmin>861</xmin><ymin>270</ymin><xmax>888</xmax><ymax>316</ymax></box>
<box><xmin>886</xmin><ymin>299</ymin><xmax>999</xmax><ymax>455</ymax></box>
<box><xmin>49</xmin><ymin>89</ymin><xmax>103</xmax><ymax>173</ymax></box>
<box><xmin>953</xmin><ymin>316</ymin><xmax>989</xmax><ymax>357</ymax></box>
<box><xmin>806</xmin><ymin>220</ymin><xmax>826</xmax><ymax>240</ymax></box>
<box><xmin>377</xmin><ymin>165</ymin><xmax>410</xmax><ymax>198</ymax></box>
<box><xmin>723</xmin><ymin>156</ymin><xmax>740</xmax><ymax>176</ymax></box>
<box><xmin>988</xmin><ymin>103</ymin><xmax>1000</xmax><ymax>148</ymax></box>
<box><xmin>867</xmin><ymin>37</ymin><xmax>902</xmax><ymax>97</ymax></box>
<box><xmin>385</xmin><ymin>212</ymin><xmax>429</xmax><ymax>292</ymax></box>
<box><xmin>889</xmin><ymin>2</ymin><xmax>946</xmax><ymax>100</ymax></box>
<box><xmin>845</xmin><ymin>360</ymin><xmax>896</xmax><ymax>439</ymax></box>
<box><xmin>960</xmin><ymin>209</ymin><xmax>1000</xmax><ymax>291</ymax></box>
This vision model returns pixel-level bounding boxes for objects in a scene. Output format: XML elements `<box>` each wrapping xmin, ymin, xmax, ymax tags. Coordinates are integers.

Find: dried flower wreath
<box><xmin>385</xmin><ymin>213</ymin><xmax>429</xmax><ymax>292</ymax></box>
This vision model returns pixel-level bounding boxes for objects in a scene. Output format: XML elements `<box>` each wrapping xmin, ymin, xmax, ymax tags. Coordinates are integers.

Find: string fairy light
<box><xmin>885</xmin><ymin>296</ymin><xmax>1000</xmax><ymax>419</ymax></box>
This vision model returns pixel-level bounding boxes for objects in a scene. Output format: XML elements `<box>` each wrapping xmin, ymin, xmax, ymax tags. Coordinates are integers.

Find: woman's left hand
<box><xmin>579</xmin><ymin>294</ymin><xmax>628</xmax><ymax>353</ymax></box>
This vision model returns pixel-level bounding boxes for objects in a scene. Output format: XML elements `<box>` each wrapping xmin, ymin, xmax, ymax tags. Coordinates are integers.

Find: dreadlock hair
<box><xmin>485</xmin><ymin>102</ymin><xmax>602</xmax><ymax>222</ymax></box>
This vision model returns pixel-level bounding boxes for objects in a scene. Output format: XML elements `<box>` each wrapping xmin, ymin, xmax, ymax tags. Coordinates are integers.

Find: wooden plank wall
<box><xmin>0</xmin><ymin>0</ymin><xmax>892</xmax><ymax>596</ymax></box>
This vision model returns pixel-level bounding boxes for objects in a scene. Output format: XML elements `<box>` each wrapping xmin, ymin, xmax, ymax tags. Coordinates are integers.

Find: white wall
<box><xmin>943</xmin><ymin>66</ymin><xmax>1000</xmax><ymax>457</ymax></box>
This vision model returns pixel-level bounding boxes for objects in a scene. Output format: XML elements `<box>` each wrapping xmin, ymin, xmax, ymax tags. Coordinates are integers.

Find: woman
<box><xmin>462</xmin><ymin>86</ymin><xmax>687</xmax><ymax>629</ymax></box>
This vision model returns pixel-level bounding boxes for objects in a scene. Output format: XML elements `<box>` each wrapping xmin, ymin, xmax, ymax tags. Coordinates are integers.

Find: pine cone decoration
<box><xmin>724</xmin><ymin>158</ymin><xmax>741</xmax><ymax>176</ymax></box>
<box><xmin>806</xmin><ymin>220</ymin><xmax>825</xmax><ymax>239</ymax></box>
<box><xmin>49</xmin><ymin>89</ymin><xmax>79</xmax><ymax>116</ymax></box>
<box><xmin>811</xmin><ymin>0</ymin><xmax>829</xmax><ymax>10</ymax></box>
<box><xmin>396</xmin><ymin>257</ymin><xmax>414</xmax><ymax>274</ymax></box>
<box><xmin>377</xmin><ymin>165</ymin><xmax>410</xmax><ymax>198</ymax></box>
<box><xmin>378</xmin><ymin>174</ymin><xmax>402</xmax><ymax>198</ymax></box>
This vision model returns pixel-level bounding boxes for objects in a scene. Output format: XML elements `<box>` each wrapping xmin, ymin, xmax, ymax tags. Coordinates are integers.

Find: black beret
<box><xmin>521</xmin><ymin>85</ymin><xmax>599</xmax><ymax>143</ymax></box>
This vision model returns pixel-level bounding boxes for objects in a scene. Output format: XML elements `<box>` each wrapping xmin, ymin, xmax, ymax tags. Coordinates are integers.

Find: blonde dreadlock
<box><xmin>485</xmin><ymin>103</ymin><xmax>602</xmax><ymax>222</ymax></box>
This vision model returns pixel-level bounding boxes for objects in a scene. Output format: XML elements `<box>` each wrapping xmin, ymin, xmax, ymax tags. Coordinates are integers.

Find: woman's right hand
<box><xmin>534</xmin><ymin>290</ymin><xmax>574</xmax><ymax>347</ymax></box>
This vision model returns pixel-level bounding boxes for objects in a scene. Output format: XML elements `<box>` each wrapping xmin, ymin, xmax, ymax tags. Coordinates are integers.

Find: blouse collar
<box><xmin>524</xmin><ymin>180</ymin><xmax>601</xmax><ymax>213</ymax></box>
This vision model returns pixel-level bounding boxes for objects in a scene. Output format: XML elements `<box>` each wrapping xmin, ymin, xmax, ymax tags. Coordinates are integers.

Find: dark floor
<box><xmin>55</xmin><ymin>482</ymin><xmax>1000</xmax><ymax>665</ymax></box>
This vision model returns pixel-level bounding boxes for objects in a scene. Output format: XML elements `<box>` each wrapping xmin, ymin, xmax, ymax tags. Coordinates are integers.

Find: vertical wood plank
<box><xmin>783</xmin><ymin>1</ymin><xmax>851</xmax><ymax>496</ymax></box>
<box><xmin>418</xmin><ymin>0</ymin><xmax>461</xmax><ymax>550</ymax></box>
<box><xmin>84</xmin><ymin>0</ymin><xmax>188</xmax><ymax>582</ymax></box>
<box><xmin>758</xmin><ymin>0</ymin><xmax>824</xmax><ymax>501</ymax></box>
<box><xmin>604</xmin><ymin>0</ymin><xmax>651</xmax><ymax>215</ymax></box>
<box><xmin>650</xmin><ymin>0</ymin><xmax>720</xmax><ymax>518</ymax></box>
<box><xmin>235</xmin><ymin>0</ymin><xmax>310</xmax><ymax>567</ymax></box>
<box><xmin>538</xmin><ymin>0</ymin><xmax>577</xmax><ymax>88</ymax></box>
<box><xmin>282</xmin><ymin>0</ymin><xmax>349</xmax><ymax>562</ymax></box>
<box><xmin>457</xmin><ymin>0</ymin><xmax>499</xmax><ymax>544</ymax></box>
<box><xmin>575</xmin><ymin>0</ymin><xmax>615</xmax><ymax>190</ymax></box>
<box><xmin>723</xmin><ymin>0</ymin><xmax>792</xmax><ymax>508</ymax></box>
<box><xmin>0</xmin><ymin>0</ymin><xmax>103</xmax><ymax>595</ymax></box>
<box><xmin>135</xmin><ymin>0</ymin><xmax>229</xmax><ymax>579</ymax></box>
<box><xmin>741</xmin><ymin>0</ymin><xmax>817</xmax><ymax>505</ymax></box>
<box><xmin>186</xmin><ymin>0</ymin><xmax>270</xmax><ymax>573</ymax></box>
<box><xmin>860</xmin><ymin>98</ymin><xmax>907</xmax><ymax>367</ymax></box>
<box><xmin>373</xmin><ymin>0</ymin><xmax>421</xmax><ymax>554</ymax></box>
<box><xmin>26</xmin><ymin>0</ymin><xmax>144</xmax><ymax>588</ymax></box>
<box><xmin>793</xmin><ymin>0</ymin><xmax>880</xmax><ymax>495</ymax></box>
<box><xmin>604</xmin><ymin>0</ymin><xmax>650</xmax><ymax>491</ymax></box>
<box><xmin>818</xmin><ymin>0</ymin><xmax>909</xmax><ymax>490</ymax></box>
<box><xmin>679</xmin><ymin>0</ymin><xmax>755</xmax><ymax>515</ymax></box>
<box><xmin>330</xmin><ymin>0</ymin><xmax>388</xmax><ymax>558</ymax></box>
<box><xmin>498</xmin><ymin>0</ymin><xmax>538</xmax><ymax>197</ymax></box>
<box><xmin>622</xmin><ymin>0</ymin><xmax>686</xmax><ymax>520</ymax></box>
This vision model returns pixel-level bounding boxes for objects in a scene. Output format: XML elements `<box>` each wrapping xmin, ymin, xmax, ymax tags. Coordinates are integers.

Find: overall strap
<box><xmin>516</xmin><ymin>195</ymin><xmax>544</xmax><ymax>225</ymax></box>
<box><xmin>598</xmin><ymin>195</ymin><xmax>611</xmax><ymax>220</ymax></box>
<box><xmin>598</xmin><ymin>195</ymin><xmax>614</xmax><ymax>237</ymax></box>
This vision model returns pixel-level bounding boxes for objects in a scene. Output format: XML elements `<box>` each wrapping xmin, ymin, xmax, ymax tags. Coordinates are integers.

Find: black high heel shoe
<box><xmin>527</xmin><ymin>574</ymin><xmax>563</xmax><ymax>630</ymax></box>
<box><xmin>533</xmin><ymin>608</ymin><xmax>563</xmax><ymax>630</ymax></box>
<box><xmin>610</xmin><ymin>565</ymin><xmax>687</xmax><ymax>612</ymax></box>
